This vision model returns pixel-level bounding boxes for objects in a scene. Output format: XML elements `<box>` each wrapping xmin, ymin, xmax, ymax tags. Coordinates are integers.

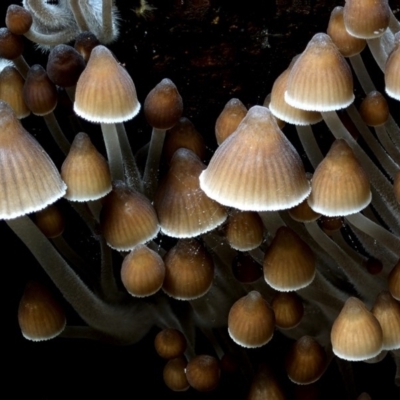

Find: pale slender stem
<box><xmin>306</xmin><ymin>220</ymin><xmax>381</xmax><ymax>301</ymax></box>
<box><xmin>349</xmin><ymin>54</ymin><xmax>375</xmax><ymax>94</ymax></box>
<box><xmin>346</xmin><ymin>213</ymin><xmax>400</xmax><ymax>257</ymax></box>
<box><xmin>102</xmin><ymin>0</ymin><xmax>113</xmax><ymax>42</ymax></box>
<box><xmin>68</xmin><ymin>0</ymin><xmax>89</xmax><ymax>31</ymax></box>
<box><xmin>116</xmin><ymin>123</ymin><xmax>144</xmax><ymax>192</ymax></box>
<box><xmin>24</xmin><ymin>28</ymin><xmax>75</xmax><ymax>47</ymax></box>
<box><xmin>43</xmin><ymin>112</ymin><xmax>71</xmax><ymax>155</ymax></box>
<box><xmin>12</xmin><ymin>55</ymin><xmax>29</xmax><ymax>79</ymax></box>
<box><xmin>367</xmin><ymin>38</ymin><xmax>387</xmax><ymax>72</ymax></box>
<box><xmin>258</xmin><ymin>211</ymin><xmax>285</xmax><ymax>236</ymax></box>
<box><xmin>296</xmin><ymin>124</ymin><xmax>324</xmax><ymax>168</ymax></box>
<box><xmin>101</xmin><ymin>123</ymin><xmax>124</xmax><ymax>181</ymax></box>
<box><xmin>65</xmin><ymin>86</ymin><xmax>76</xmax><ymax>103</ymax></box>
<box><xmin>7</xmin><ymin>216</ymin><xmax>153</xmax><ymax>343</ymax></box>
<box><xmin>375</xmin><ymin>125</ymin><xmax>400</xmax><ymax>165</ymax></box>
<box><xmin>143</xmin><ymin>128</ymin><xmax>166</xmax><ymax>200</ymax></box>
<box><xmin>385</xmin><ymin>116</ymin><xmax>400</xmax><ymax>151</ymax></box>
<box><xmin>389</xmin><ymin>10</ymin><xmax>400</xmax><ymax>33</ymax></box>
<box><xmin>99</xmin><ymin>236</ymin><xmax>120</xmax><ymax>302</ymax></box>
<box><xmin>52</xmin><ymin>236</ymin><xmax>89</xmax><ymax>272</ymax></box>
<box><xmin>346</xmin><ymin>104</ymin><xmax>399</xmax><ymax>177</ymax></box>
<box><xmin>322</xmin><ymin>111</ymin><xmax>400</xmax><ymax>227</ymax></box>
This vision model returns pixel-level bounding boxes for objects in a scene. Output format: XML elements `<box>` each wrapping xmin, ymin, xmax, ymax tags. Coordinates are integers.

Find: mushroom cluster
<box><xmin>2</xmin><ymin>0</ymin><xmax>400</xmax><ymax>398</ymax></box>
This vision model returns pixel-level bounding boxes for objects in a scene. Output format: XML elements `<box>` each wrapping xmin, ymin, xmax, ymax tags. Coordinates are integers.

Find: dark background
<box><xmin>2</xmin><ymin>0</ymin><xmax>400</xmax><ymax>398</ymax></box>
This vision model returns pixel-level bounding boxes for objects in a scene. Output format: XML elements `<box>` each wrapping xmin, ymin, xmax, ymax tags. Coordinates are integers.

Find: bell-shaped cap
<box><xmin>74</xmin><ymin>45</ymin><xmax>140</xmax><ymax>123</ymax></box>
<box><xmin>199</xmin><ymin>106</ymin><xmax>310</xmax><ymax>211</ymax></box>
<box><xmin>0</xmin><ymin>101</ymin><xmax>66</xmax><ymax>219</ymax></box>
<box><xmin>285</xmin><ymin>33</ymin><xmax>354</xmax><ymax>111</ymax></box>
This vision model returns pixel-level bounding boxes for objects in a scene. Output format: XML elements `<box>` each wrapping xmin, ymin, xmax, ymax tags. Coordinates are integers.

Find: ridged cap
<box><xmin>0</xmin><ymin>101</ymin><xmax>66</xmax><ymax>219</ymax></box>
<box><xmin>74</xmin><ymin>45</ymin><xmax>140</xmax><ymax>123</ymax></box>
<box><xmin>200</xmin><ymin>106</ymin><xmax>310</xmax><ymax>211</ymax></box>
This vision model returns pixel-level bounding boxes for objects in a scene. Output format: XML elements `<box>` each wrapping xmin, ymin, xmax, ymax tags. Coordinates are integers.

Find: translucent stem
<box><xmin>7</xmin><ymin>216</ymin><xmax>153</xmax><ymax>343</ymax></box>
<box><xmin>296</xmin><ymin>124</ymin><xmax>324</xmax><ymax>169</ymax></box>
<box><xmin>143</xmin><ymin>128</ymin><xmax>166</xmax><ymax>200</ymax></box>
<box><xmin>101</xmin><ymin>123</ymin><xmax>124</xmax><ymax>181</ymax></box>
<box><xmin>43</xmin><ymin>112</ymin><xmax>71</xmax><ymax>155</ymax></box>
<box><xmin>115</xmin><ymin>123</ymin><xmax>144</xmax><ymax>192</ymax></box>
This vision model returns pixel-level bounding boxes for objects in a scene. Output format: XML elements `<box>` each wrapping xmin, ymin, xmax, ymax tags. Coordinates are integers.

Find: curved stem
<box><xmin>7</xmin><ymin>215</ymin><xmax>154</xmax><ymax>343</ymax></box>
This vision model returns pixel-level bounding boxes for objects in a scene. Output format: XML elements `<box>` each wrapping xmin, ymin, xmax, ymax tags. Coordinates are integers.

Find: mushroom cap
<box><xmin>61</xmin><ymin>132</ymin><xmax>112</xmax><ymax>202</ymax></box>
<box><xmin>74</xmin><ymin>45</ymin><xmax>140</xmax><ymax>123</ymax></box>
<box><xmin>215</xmin><ymin>98</ymin><xmax>247</xmax><ymax>144</ymax></box>
<box><xmin>385</xmin><ymin>40</ymin><xmax>400</xmax><ymax>101</ymax></box>
<box><xmin>100</xmin><ymin>181</ymin><xmax>159</xmax><ymax>251</ymax></box>
<box><xmin>285</xmin><ymin>336</ymin><xmax>327</xmax><ymax>385</ymax></box>
<box><xmin>162</xmin><ymin>239</ymin><xmax>214</xmax><ymax>300</ymax></box>
<box><xmin>331</xmin><ymin>297</ymin><xmax>383</xmax><ymax>361</ymax></box>
<box><xmin>263</xmin><ymin>226</ymin><xmax>316</xmax><ymax>291</ymax></box>
<box><xmin>154</xmin><ymin>328</ymin><xmax>187</xmax><ymax>359</ymax></box>
<box><xmin>18</xmin><ymin>281</ymin><xmax>66</xmax><ymax>341</ymax></box>
<box><xmin>285</xmin><ymin>33</ymin><xmax>354</xmax><ymax>111</ymax></box>
<box><xmin>343</xmin><ymin>0</ymin><xmax>390</xmax><ymax>39</ymax></box>
<box><xmin>0</xmin><ymin>101</ymin><xmax>66</xmax><ymax>219</ymax></box>
<box><xmin>327</xmin><ymin>6</ymin><xmax>366</xmax><ymax>57</ymax></box>
<box><xmin>199</xmin><ymin>105</ymin><xmax>310</xmax><ymax>211</ymax></box>
<box><xmin>186</xmin><ymin>355</ymin><xmax>220</xmax><ymax>392</ymax></box>
<box><xmin>269</xmin><ymin>60</ymin><xmax>322</xmax><ymax>126</ymax></box>
<box><xmin>121</xmin><ymin>244</ymin><xmax>165</xmax><ymax>298</ymax></box>
<box><xmin>163</xmin><ymin>357</ymin><xmax>189</xmax><ymax>392</ymax></box>
<box><xmin>307</xmin><ymin>139</ymin><xmax>371</xmax><ymax>217</ymax></box>
<box><xmin>155</xmin><ymin>148</ymin><xmax>227</xmax><ymax>238</ymax></box>
<box><xmin>144</xmin><ymin>78</ymin><xmax>183</xmax><ymax>129</ymax></box>
<box><xmin>228</xmin><ymin>291</ymin><xmax>275</xmax><ymax>348</ymax></box>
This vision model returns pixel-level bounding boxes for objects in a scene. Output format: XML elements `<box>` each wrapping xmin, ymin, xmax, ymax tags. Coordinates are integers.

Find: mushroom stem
<box><xmin>115</xmin><ymin>123</ymin><xmax>144</xmax><ymax>192</ymax></box>
<box><xmin>43</xmin><ymin>112</ymin><xmax>71</xmax><ymax>155</ymax></box>
<box><xmin>7</xmin><ymin>215</ymin><xmax>153</xmax><ymax>343</ymax></box>
<box><xmin>68</xmin><ymin>0</ymin><xmax>89</xmax><ymax>31</ymax></box>
<box><xmin>143</xmin><ymin>128</ymin><xmax>166</xmax><ymax>200</ymax></box>
<box><xmin>322</xmin><ymin>111</ymin><xmax>400</xmax><ymax>229</ymax></box>
<box><xmin>296</xmin><ymin>124</ymin><xmax>324</xmax><ymax>168</ymax></box>
<box><xmin>100</xmin><ymin>122</ymin><xmax>124</xmax><ymax>181</ymax></box>
<box><xmin>346</xmin><ymin>213</ymin><xmax>400</xmax><ymax>257</ymax></box>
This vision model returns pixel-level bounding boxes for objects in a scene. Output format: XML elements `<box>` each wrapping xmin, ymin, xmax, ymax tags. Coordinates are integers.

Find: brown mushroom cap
<box><xmin>285</xmin><ymin>336</ymin><xmax>327</xmax><ymax>384</ymax></box>
<box><xmin>327</xmin><ymin>6</ymin><xmax>366</xmax><ymax>57</ymax></box>
<box><xmin>163</xmin><ymin>357</ymin><xmax>190</xmax><ymax>392</ymax></box>
<box><xmin>154</xmin><ymin>328</ymin><xmax>187</xmax><ymax>359</ymax></box>
<box><xmin>200</xmin><ymin>105</ymin><xmax>310</xmax><ymax>211</ymax></box>
<box><xmin>74</xmin><ymin>45</ymin><xmax>140</xmax><ymax>123</ymax></box>
<box><xmin>61</xmin><ymin>132</ymin><xmax>112</xmax><ymax>202</ymax></box>
<box><xmin>228</xmin><ymin>291</ymin><xmax>275</xmax><ymax>348</ymax></box>
<box><xmin>144</xmin><ymin>78</ymin><xmax>183</xmax><ymax>129</ymax></box>
<box><xmin>155</xmin><ymin>148</ymin><xmax>227</xmax><ymax>238</ymax></box>
<box><xmin>121</xmin><ymin>244</ymin><xmax>165</xmax><ymax>297</ymax></box>
<box><xmin>285</xmin><ymin>33</ymin><xmax>354</xmax><ymax>111</ymax></box>
<box><xmin>263</xmin><ymin>226</ymin><xmax>316</xmax><ymax>291</ymax></box>
<box><xmin>307</xmin><ymin>139</ymin><xmax>371</xmax><ymax>217</ymax></box>
<box><xmin>186</xmin><ymin>355</ymin><xmax>220</xmax><ymax>392</ymax></box>
<box><xmin>331</xmin><ymin>297</ymin><xmax>383</xmax><ymax>361</ymax></box>
<box><xmin>100</xmin><ymin>181</ymin><xmax>159</xmax><ymax>251</ymax></box>
<box><xmin>18</xmin><ymin>281</ymin><xmax>66</xmax><ymax>341</ymax></box>
<box><xmin>162</xmin><ymin>239</ymin><xmax>214</xmax><ymax>300</ymax></box>
<box><xmin>0</xmin><ymin>101</ymin><xmax>66</xmax><ymax>219</ymax></box>
<box><xmin>343</xmin><ymin>0</ymin><xmax>390</xmax><ymax>39</ymax></box>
